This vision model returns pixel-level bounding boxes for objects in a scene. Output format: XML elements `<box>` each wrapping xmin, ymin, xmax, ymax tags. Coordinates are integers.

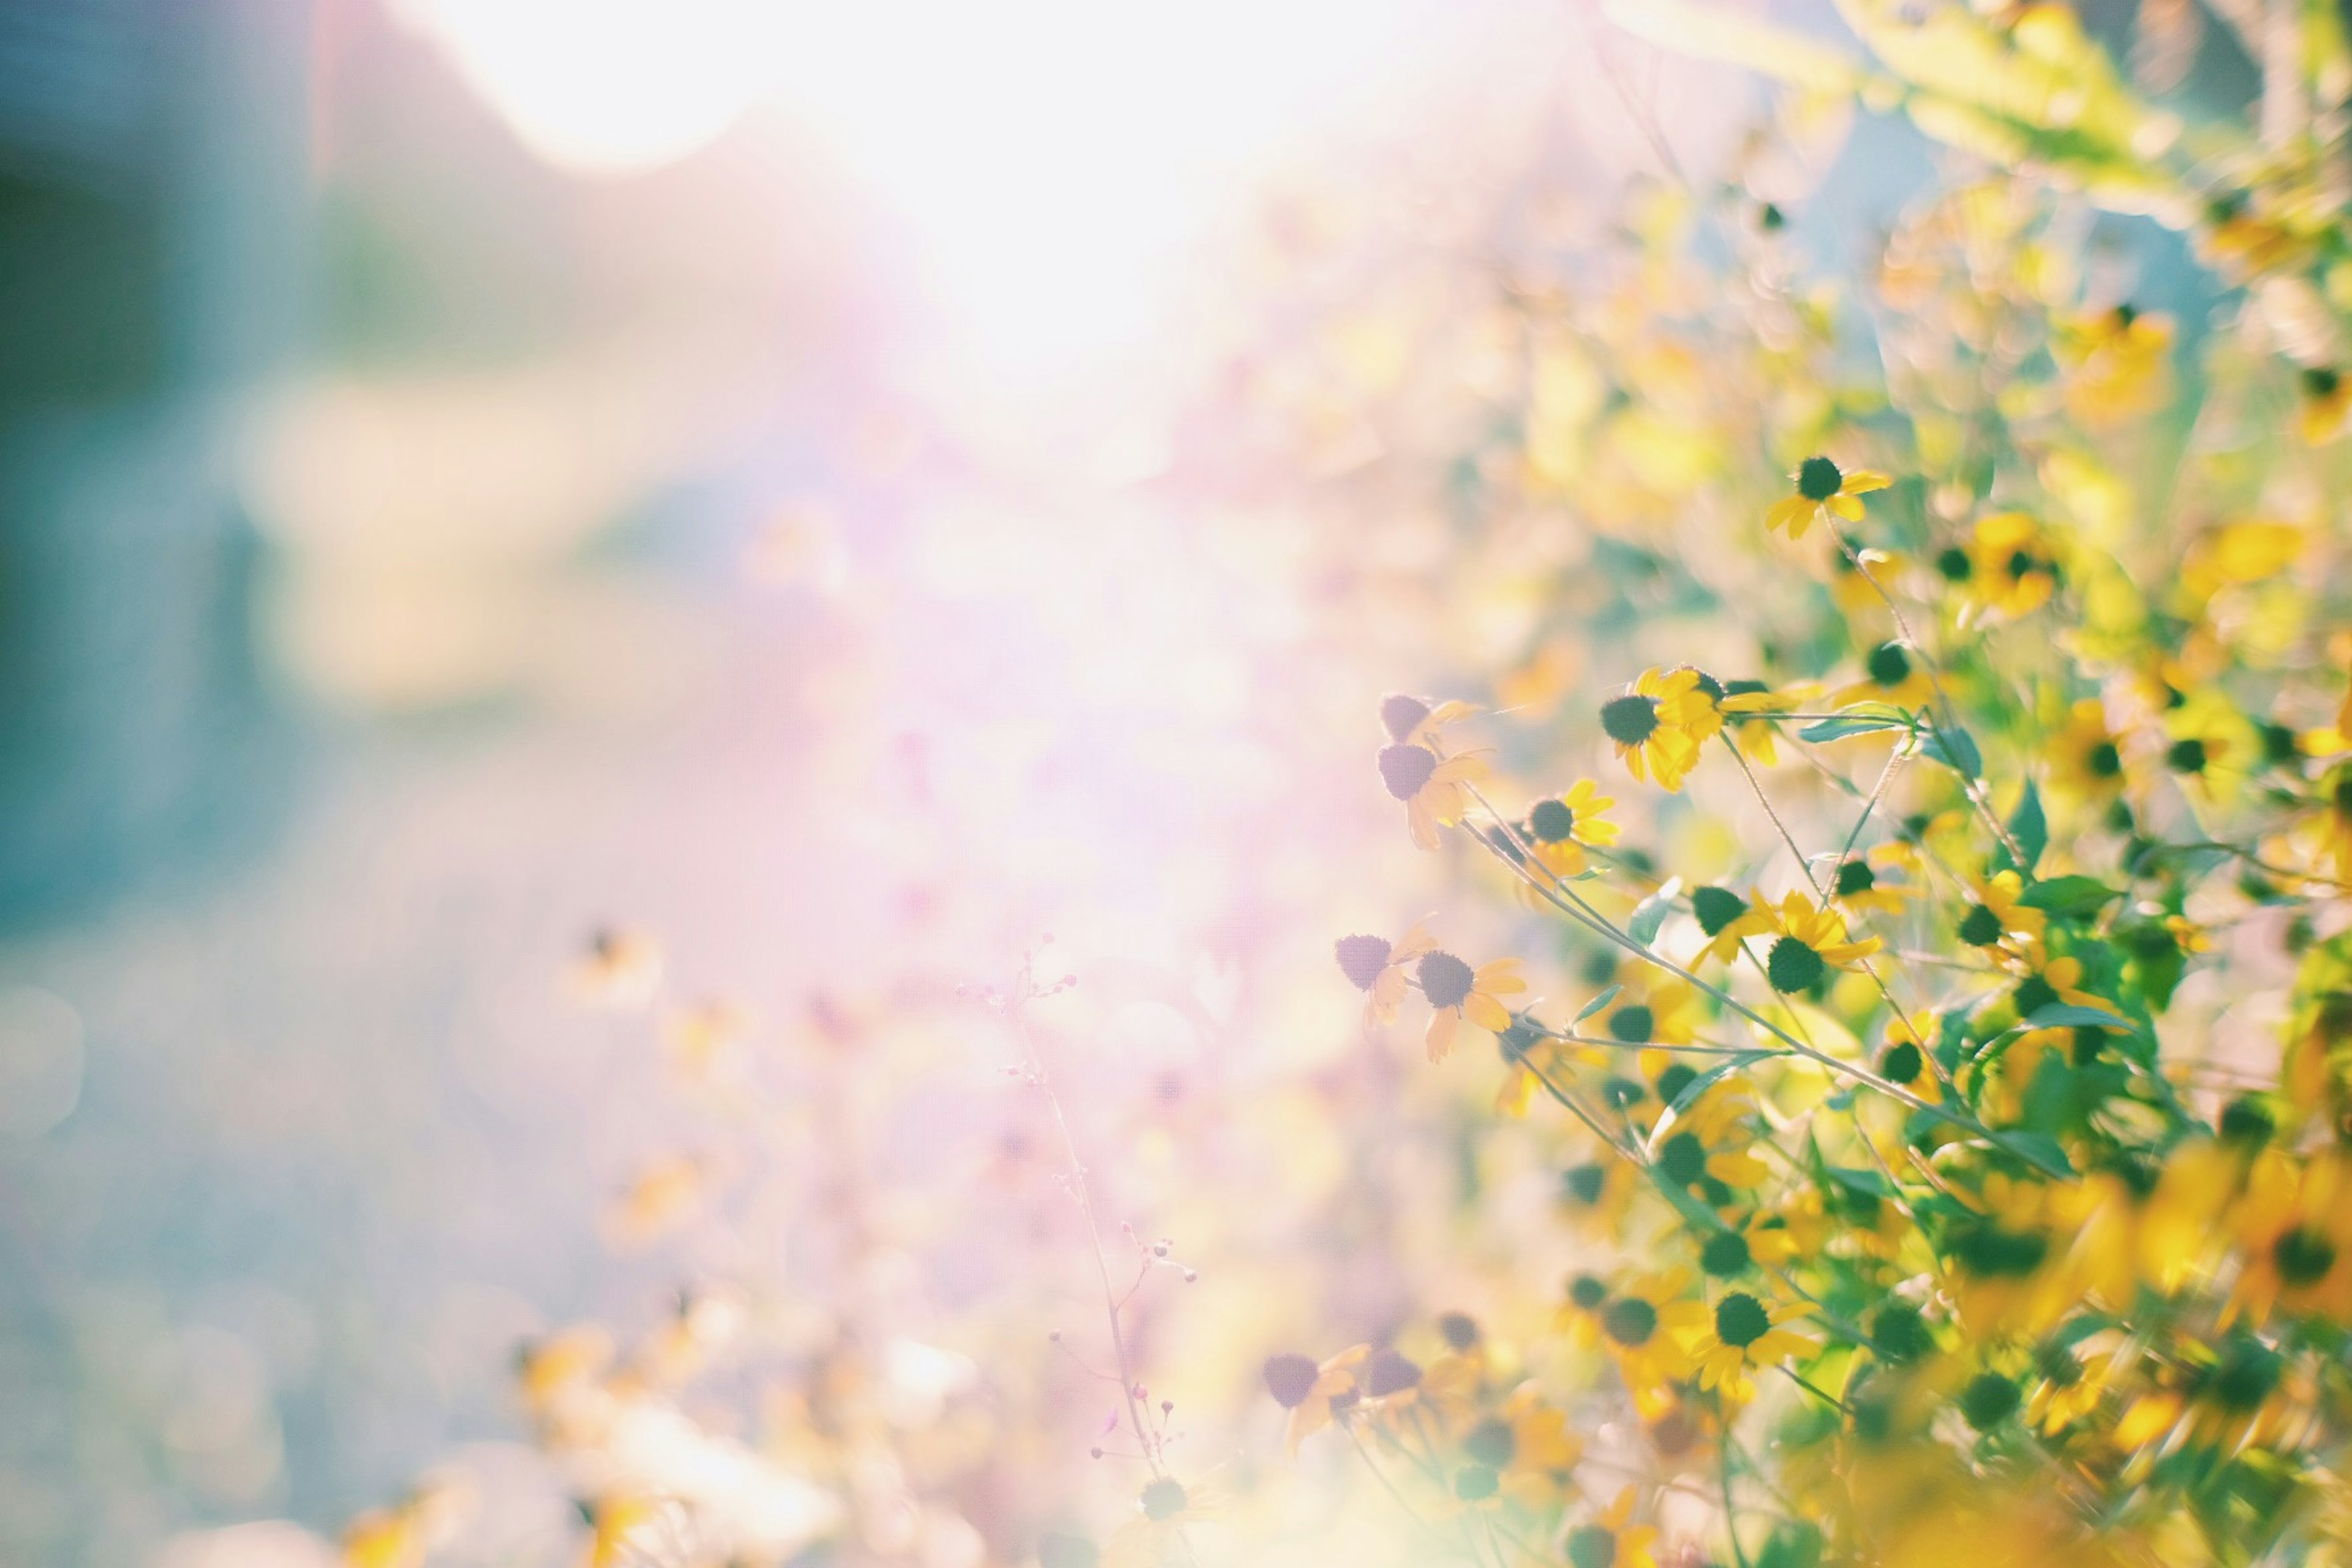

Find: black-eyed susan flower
<box><xmin>1826</xmin><ymin>845</ymin><xmax>1917</xmax><ymax>920</ymax></box>
<box><xmin>1875</xmin><ymin>1009</ymin><xmax>1943</xmax><ymax>1106</ymax></box>
<box><xmin>1593</xmin><ymin>1270</ymin><xmax>1707</xmax><ymax>1418</ymax></box>
<box><xmin>1765</xmin><ymin>455</ymin><xmax>1890</xmax><ymax>541</ymax></box>
<box><xmin>1717</xmin><ymin>680</ymin><xmax>1811</xmax><ymax>764</ymax></box>
<box><xmin>1955</xmin><ymin>870</ymin><xmax>2045</xmax><ymax>952</ymax></box>
<box><xmin>1685</xmin><ymin>1290</ymin><xmax>1817</xmax><ymax>1401</ymax></box>
<box><xmin>1377</xmin><ymin>741</ymin><xmax>1490</xmax><ymax>851</ymax></box>
<box><xmin>2226</xmin><ymin>1150</ymin><xmax>2352</xmax><ymax>1325</ymax></box>
<box><xmin>2054</xmin><ymin>302</ymin><xmax>2174</xmax><ymax>426</ymax></box>
<box><xmin>1653</xmin><ymin>1082</ymin><xmax>1770</xmax><ymax>1193</ymax></box>
<box><xmin>1482</xmin><ymin>1382</ymin><xmax>1584</xmax><ymax>1509</ymax></box>
<box><xmin>1749</xmin><ymin>891</ymin><xmax>1882</xmax><ymax>992</ymax></box>
<box><xmin>1418</xmin><ymin>948</ymin><xmax>1526</xmax><ymax>1062</ymax></box>
<box><xmin>1599</xmin><ymin>668</ymin><xmax>1715</xmax><ymax>791</ymax></box>
<box><xmin>1102</xmin><ymin>1473</ymin><xmax>1222</xmax><ymax>1568</ymax></box>
<box><xmin>2301</xmin><ymin>365</ymin><xmax>2351</xmax><ymax>443</ymax></box>
<box><xmin>1522</xmin><ymin>778</ymin><xmax>1620</xmax><ymax>878</ymax></box>
<box><xmin>1562</xmin><ymin>1487</ymin><xmax>1659</xmax><ymax>1568</ymax></box>
<box><xmin>2051</xmin><ymin>698</ymin><xmax>2126</xmax><ymax>800</ymax></box>
<box><xmin>1689</xmin><ymin>885</ymin><xmax>1766</xmax><ymax>965</ymax></box>
<box><xmin>1966</xmin><ymin>512</ymin><xmax>2059</xmax><ymax>617</ymax></box>
<box><xmin>1263</xmin><ymin>1344</ymin><xmax>1369</xmax><ymax>1452</ymax></box>
<box><xmin>1833</xmin><ymin>640</ymin><xmax>1934</xmax><ymax>709</ymax></box>
<box><xmin>1334</xmin><ymin>923</ymin><xmax>1438</xmax><ymax>1029</ymax></box>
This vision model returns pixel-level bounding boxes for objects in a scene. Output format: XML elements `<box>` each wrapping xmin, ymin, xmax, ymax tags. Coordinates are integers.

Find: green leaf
<box><xmin>1627</xmin><ymin>876</ymin><xmax>1682</xmax><ymax>947</ymax></box>
<box><xmin>1918</xmin><ymin>725</ymin><xmax>1982</xmax><ymax>778</ymax></box>
<box><xmin>1572</xmin><ymin>985</ymin><xmax>1623</xmax><ymax>1025</ymax></box>
<box><xmin>1999</xmin><ymin>1131</ymin><xmax>2075</xmax><ymax>1177</ymax></box>
<box><xmin>2021</xmin><ymin>1002</ymin><xmax>2133</xmax><ymax>1031</ymax></box>
<box><xmin>2000</xmin><ymin>780</ymin><xmax>2046</xmax><ymax>875</ymax></box>
<box><xmin>1649</xmin><ymin>1051</ymin><xmax>1773</xmax><ymax>1145</ymax></box>
<box><xmin>2018</xmin><ymin>875</ymin><xmax>2120</xmax><ymax>918</ymax></box>
<box><xmin>1799</xmin><ymin>714</ymin><xmax>1909</xmax><ymax>743</ymax></box>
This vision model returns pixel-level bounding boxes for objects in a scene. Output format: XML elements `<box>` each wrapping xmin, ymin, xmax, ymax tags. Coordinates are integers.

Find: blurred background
<box><xmin>0</xmin><ymin>1</ymin><xmax>2230</xmax><ymax>1564</ymax></box>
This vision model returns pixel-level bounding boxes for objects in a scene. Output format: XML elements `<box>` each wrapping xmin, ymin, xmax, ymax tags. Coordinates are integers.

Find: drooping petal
<box><xmin>1464</xmin><ymin>990</ymin><xmax>1512</xmax><ymax>1033</ymax></box>
<box><xmin>1426</xmin><ymin>1006</ymin><xmax>1461</xmax><ymax>1063</ymax></box>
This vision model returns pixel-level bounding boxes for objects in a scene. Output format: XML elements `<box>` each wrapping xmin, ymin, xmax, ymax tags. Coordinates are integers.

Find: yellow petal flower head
<box><xmin>2302</xmin><ymin>364</ymin><xmax>2352</xmax><ymax>443</ymax></box>
<box><xmin>2227</xmin><ymin>1149</ymin><xmax>2352</xmax><ymax>1325</ymax></box>
<box><xmin>1522</xmin><ymin>777</ymin><xmax>1621</xmax><ymax>878</ymax></box>
<box><xmin>1827</xmin><ymin>846</ymin><xmax>1916</xmax><ymax>919</ymax></box>
<box><xmin>1765</xmin><ymin>454</ymin><xmax>1890</xmax><ymax>541</ymax></box>
<box><xmin>1102</xmin><ymin>1473</ymin><xmax>1223</xmax><ymax>1568</ymax></box>
<box><xmin>1875</xmin><ymin>1009</ymin><xmax>1944</xmax><ymax>1106</ymax></box>
<box><xmin>1564</xmin><ymin>1487</ymin><xmax>1660</xmax><ymax>1568</ymax></box>
<box><xmin>1599</xmin><ymin>667</ymin><xmax>1713</xmax><ymax>791</ymax></box>
<box><xmin>1955</xmin><ymin>870</ymin><xmax>2045</xmax><ymax>953</ymax></box>
<box><xmin>1753</xmin><ymin>890</ymin><xmax>1881</xmax><ymax>992</ymax></box>
<box><xmin>1376</xmin><ymin>739</ymin><xmax>1490</xmax><ymax>851</ymax></box>
<box><xmin>1966</xmin><ymin>511</ymin><xmax>2060</xmax><ymax>617</ymax></box>
<box><xmin>1592</xmin><ymin>1268</ymin><xmax>1706</xmax><ymax>1418</ymax></box>
<box><xmin>2055</xmin><ymin>301</ymin><xmax>2174</xmax><ymax>426</ymax></box>
<box><xmin>1832</xmin><ymin>640</ymin><xmax>1934</xmax><ymax>709</ymax></box>
<box><xmin>1333</xmin><ymin>922</ymin><xmax>1438</xmax><ymax>1029</ymax></box>
<box><xmin>1417</xmin><ymin>948</ymin><xmax>1526</xmax><ymax>1062</ymax></box>
<box><xmin>2050</xmin><ymin>697</ymin><xmax>2127</xmax><ymax>801</ymax></box>
<box><xmin>1263</xmin><ymin>1344</ymin><xmax>1370</xmax><ymax>1453</ymax></box>
<box><xmin>1687</xmin><ymin>1290</ymin><xmax>1817</xmax><ymax>1403</ymax></box>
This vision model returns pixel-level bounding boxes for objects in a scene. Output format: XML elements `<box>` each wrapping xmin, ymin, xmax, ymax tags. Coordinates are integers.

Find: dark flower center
<box><xmin>1935</xmin><ymin>546</ymin><xmax>1972</xmax><ymax>581</ymax></box>
<box><xmin>1959</xmin><ymin>1373</ymin><xmax>2018</xmax><ymax>1431</ymax></box>
<box><xmin>1601</xmin><ymin>1297</ymin><xmax>1657</xmax><ymax>1347</ymax></box>
<box><xmin>1438</xmin><ymin>1312</ymin><xmax>1481</xmax><ymax>1351</ymax></box>
<box><xmin>2005</xmin><ymin>549</ymin><xmax>2038</xmax><ymax>581</ymax></box>
<box><xmin>1333</xmin><ymin>934</ymin><xmax>1392</xmax><ymax>991</ymax></box>
<box><xmin>1562</xmin><ymin>1164</ymin><xmax>1608</xmax><ymax>1205</ymax></box>
<box><xmin>2210</xmin><ymin>1341</ymin><xmax>2282</xmax><ymax>1411</ymax></box>
<box><xmin>1569</xmin><ymin>1273</ymin><xmax>1609</xmax><ymax>1309</ymax></box>
<box><xmin>1700</xmin><ymin>1230</ymin><xmax>1752</xmax><ymax>1277</ymax></box>
<box><xmin>1880</xmin><ymin>1041</ymin><xmax>1924</xmax><ymax>1085</ymax></box>
<box><xmin>1528</xmin><ymin>797</ymin><xmax>1577</xmax><ymax>843</ymax></box>
<box><xmin>1866</xmin><ymin>641</ymin><xmax>1912</xmax><ymax>687</ymax></box>
<box><xmin>1600</xmin><ymin>694</ymin><xmax>1660</xmax><ymax>746</ymax></box>
<box><xmin>1766</xmin><ymin>937</ymin><xmax>1824</xmax><ymax>993</ymax></box>
<box><xmin>1713</xmin><ymin>1292</ymin><xmax>1771</xmax><ymax>1348</ymax></box>
<box><xmin>1607</xmin><ymin>1005</ymin><xmax>1653</xmax><ymax>1043</ymax></box>
<box><xmin>2166</xmin><ymin>737</ymin><xmax>2207</xmax><ymax>774</ymax></box>
<box><xmin>1463</xmin><ymin>1417</ymin><xmax>1515</xmax><ymax>1468</ymax></box>
<box><xmin>1796</xmin><ymin>455</ymin><xmax>1843</xmax><ymax>501</ymax></box>
<box><xmin>1691</xmin><ymin>671</ymin><xmax>1726</xmax><ymax>702</ymax></box>
<box><xmin>2086</xmin><ymin>739</ymin><xmax>2122</xmax><ymax>777</ymax></box>
<box><xmin>1140</xmin><ymin>1479</ymin><xmax>1188</xmax><ymax>1520</ymax></box>
<box><xmin>2013</xmin><ymin>974</ymin><xmax>2059</xmax><ymax>1019</ymax></box>
<box><xmin>1952</xmin><ymin>1225</ymin><xmax>2048</xmax><ymax>1278</ymax></box>
<box><xmin>1691</xmin><ymin>886</ymin><xmax>1747</xmax><ymax>937</ymax></box>
<box><xmin>1654</xmin><ymin>1063</ymin><xmax>1697</xmax><ymax>1106</ymax></box>
<box><xmin>2274</xmin><ymin>1227</ymin><xmax>2337</xmax><ymax>1286</ymax></box>
<box><xmin>1418</xmin><ymin>951</ymin><xmax>1476</xmax><ymax>1010</ymax></box>
<box><xmin>1834</xmin><ymin>859</ymin><xmax>1876</xmax><ymax>897</ymax></box>
<box><xmin>1871</xmin><ymin>1302</ymin><xmax>1931</xmax><ymax>1362</ymax></box>
<box><xmin>1363</xmin><ymin>1349</ymin><xmax>1421</xmax><ymax>1397</ymax></box>
<box><xmin>1379</xmin><ymin>693</ymin><xmax>1432</xmax><ymax>742</ymax></box>
<box><xmin>1263</xmin><ymin>1353</ymin><xmax>1321</xmax><ymax>1408</ymax></box>
<box><xmin>1958</xmin><ymin>903</ymin><xmax>2004</xmax><ymax>946</ymax></box>
<box><xmin>2305</xmin><ymin>365</ymin><xmax>2342</xmax><ymax>398</ymax></box>
<box><xmin>1378</xmin><ymin>743</ymin><xmax>1439</xmax><ymax>800</ymax></box>
<box><xmin>1567</xmin><ymin>1526</ymin><xmax>1619</xmax><ymax>1568</ymax></box>
<box><xmin>1657</xmin><ymin>1131</ymin><xmax>1708</xmax><ymax>1186</ymax></box>
<box><xmin>2218</xmin><ymin>1096</ymin><xmax>2275</xmax><ymax>1146</ymax></box>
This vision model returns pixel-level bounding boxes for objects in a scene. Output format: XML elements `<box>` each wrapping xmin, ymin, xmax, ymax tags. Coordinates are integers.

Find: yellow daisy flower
<box><xmin>1593</xmin><ymin>1268</ymin><xmax>1707</xmax><ymax>1419</ymax></box>
<box><xmin>1966</xmin><ymin>511</ymin><xmax>2060</xmax><ymax>617</ymax></box>
<box><xmin>1263</xmin><ymin>1344</ymin><xmax>1371</xmax><ymax>1453</ymax></box>
<box><xmin>2050</xmin><ymin>698</ymin><xmax>2125</xmax><ymax>800</ymax></box>
<box><xmin>1599</xmin><ymin>667</ymin><xmax>1716</xmax><ymax>791</ymax></box>
<box><xmin>1333</xmin><ymin>922</ymin><xmax>1439</xmax><ymax>1029</ymax></box>
<box><xmin>1749</xmin><ymin>890</ymin><xmax>1882</xmax><ymax>993</ymax></box>
<box><xmin>1875</xmin><ymin>1009</ymin><xmax>1943</xmax><ymax>1106</ymax></box>
<box><xmin>1563</xmin><ymin>1487</ymin><xmax>1660</xmax><ymax>1568</ymax></box>
<box><xmin>2227</xmin><ymin>1150</ymin><xmax>2352</xmax><ymax>1325</ymax></box>
<box><xmin>1684</xmin><ymin>1290</ymin><xmax>1817</xmax><ymax>1401</ymax></box>
<box><xmin>1826</xmin><ymin>845</ymin><xmax>1917</xmax><ymax>919</ymax></box>
<box><xmin>1954</xmin><ymin>870</ymin><xmax>2045</xmax><ymax>953</ymax></box>
<box><xmin>1765</xmin><ymin>455</ymin><xmax>1890</xmax><ymax>540</ymax></box>
<box><xmin>1832</xmin><ymin>640</ymin><xmax>1935</xmax><ymax>709</ymax></box>
<box><xmin>2054</xmin><ymin>302</ymin><xmax>2173</xmax><ymax>426</ymax></box>
<box><xmin>1102</xmin><ymin>1474</ymin><xmax>1223</xmax><ymax>1568</ymax></box>
<box><xmin>1522</xmin><ymin>778</ymin><xmax>1621</xmax><ymax>878</ymax></box>
<box><xmin>1376</xmin><ymin>741</ymin><xmax>1490</xmax><ymax>851</ymax></box>
<box><xmin>1418</xmin><ymin>948</ymin><xmax>1527</xmax><ymax>1062</ymax></box>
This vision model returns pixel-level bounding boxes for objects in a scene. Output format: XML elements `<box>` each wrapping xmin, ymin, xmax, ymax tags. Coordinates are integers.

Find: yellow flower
<box><xmin>1832</xmin><ymin>640</ymin><xmax>1934</xmax><ymax>709</ymax></box>
<box><xmin>1376</xmin><ymin>740</ymin><xmax>1490</xmax><ymax>851</ymax></box>
<box><xmin>2050</xmin><ymin>698</ymin><xmax>2126</xmax><ymax>800</ymax></box>
<box><xmin>2226</xmin><ymin>1150</ymin><xmax>2352</xmax><ymax>1325</ymax></box>
<box><xmin>1418</xmin><ymin>949</ymin><xmax>1527</xmax><ymax>1062</ymax></box>
<box><xmin>1954</xmin><ymin>870</ymin><xmax>2045</xmax><ymax>954</ymax></box>
<box><xmin>1102</xmin><ymin>1474</ymin><xmax>1223</xmax><ymax>1568</ymax></box>
<box><xmin>1875</xmin><ymin>1009</ymin><xmax>1943</xmax><ymax>1106</ymax></box>
<box><xmin>1599</xmin><ymin>667</ymin><xmax>1716</xmax><ymax>791</ymax></box>
<box><xmin>1521</xmin><ymin>778</ymin><xmax>1621</xmax><ymax>878</ymax></box>
<box><xmin>1827</xmin><ymin>845</ymin><xmax>1916</xmax><ymax>919</ymax></box>
<box><xmin>1718</xmin><ymin>680</ymin><xmax>1813</xmax><ymax>764</ymax></box>
<box><xmin>1654</xmin><ymin>1079</ymin><xmax>1771</xmax><ymax>1192</ymax></box>
<box><xmin>1749</xmin><ymin>891</ymin><xmax>1882</xmax><ymax>992</ymax></box>
<box><xmin>1684</xmin><ymin>1290</ymin><xmax>1817</xmax><ymax>1402</ymax></box>
<box><xmin>2054</xmin><ymin>303</ymin><xmax>2173</xmax><ymax>426</ymax></box>
<box><xmin>1563</xmin><ymin>1487</ymin><xmax>1660</xmax><ymax>1568</ymax></box>
<box><xmin>2301</xmin><ymin>365</ymin><xmax>2351</xmax><ymax>444</ymax></box>
<box><xmin>1263</xmin><ymin>1344</ymin><xmax>1370</xmax><ymax>1453</ymax></box>
<box><xmin>1334</xmin><ymin>922</ymin><xmax>1439</xmax><ymax>1029</ymax></box>
<box><xmin>1765</xmin><ymin>455</ymin><xmax>1890</xmax><ymax>540</ymax></box>
<box><xmin>1460</xmin><ymin>1382</ymin><xmax>1585</xmax><ymax>1510</ymax></box>
<box><xmin>1965</xmin><ymin>512</ymin><xmax>2059</xmax><ymax>617</ymax></box>
<box><xmin>1592</xmin><ymin>1269</ymin><xmax>1706</xmax><ymax>1419</ymax></box>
